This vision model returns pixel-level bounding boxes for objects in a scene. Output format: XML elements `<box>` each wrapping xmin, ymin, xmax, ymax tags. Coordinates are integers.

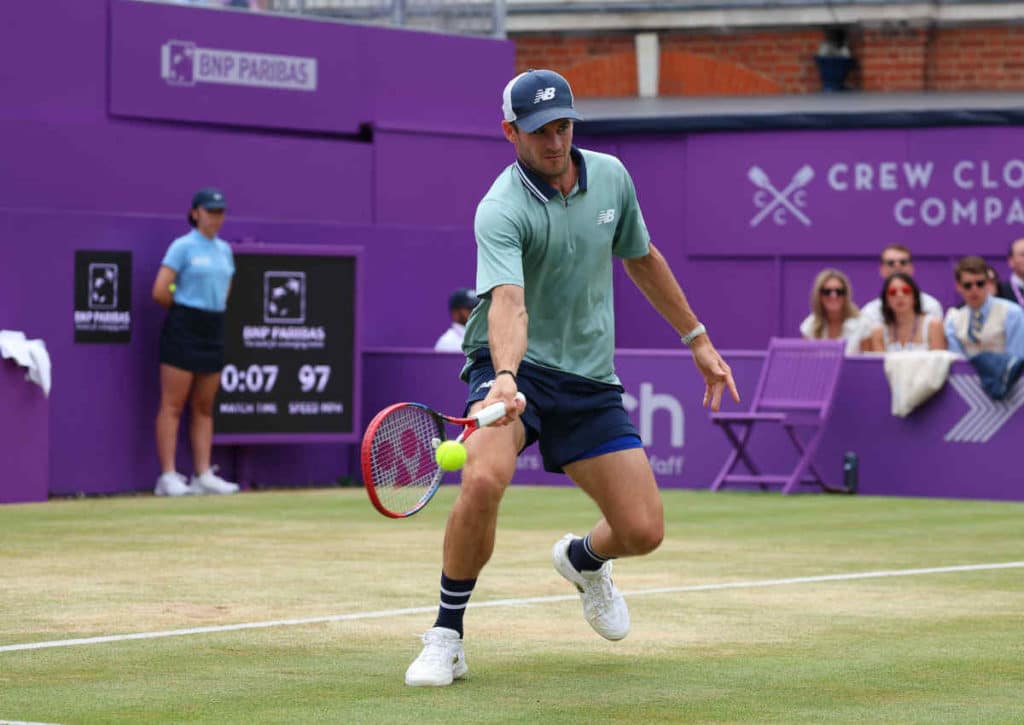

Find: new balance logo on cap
<box><xmin>533</xmin><ymin>87</ymin><xmax>556</xmax><ymax>103</ymax></box>
<box><xmin>502</xmin><ymin>69</ymin><xmax>583</xmax><ymax>133</ymax></box>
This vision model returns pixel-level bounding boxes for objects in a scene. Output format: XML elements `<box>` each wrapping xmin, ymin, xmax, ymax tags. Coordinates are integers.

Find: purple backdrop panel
<box><xmin>0</xmin><ymin>1</ymin><xmax>107</xmax><ymax>123</ymax></box>
<box><xmin>110</xmin><ymin>0</ymin><xmax>368</xmax><ymax>134</ymax></box>
<box><xmin>681</xmin><ymin>127</ymin><xmax>1024</xmax><ymax>256</ymax></box>
<box><xmin>361</xmin><ymin>349</ymin><xmax>1024</xmax><ymax>501</ymax></box>
<box><xmin>675</xmin><ymin>259</ymin><xmax>779</xmax><ymax>349</ymax></box>
<box><xmin>361</xmin><ymin>349</ymin><xmax>782</xmax><ymax>488</ymax></box>
<box><xmin>109</xmin><ymin>0</ymin><xmax>510</xmax><ymax>135</ymax></box>
<box><xmin>0</xmin><ymin>119</ymin><xmax>374</xmax><ymax>222</ymax></box>
<box><xmin>373</xmin><ymin>130</ymin><xmax>510</xmax><ymax>227</ymax></box>
<box><xmin>0</xmin><ymin>359</ymin><xmax>49</xmax><ymax>503</ymax></box>
<box><xmin>817</xmin><ymin>357</ymin><xmax>1024</xmax><ymax>501</ymax></box>
<box><xmin>0</xmin><ymin>206</ymin><xmax>491</xmax><ymax>497</ymax></box>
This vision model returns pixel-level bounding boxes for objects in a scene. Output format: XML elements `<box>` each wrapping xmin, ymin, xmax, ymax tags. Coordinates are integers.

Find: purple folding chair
<box><xmin>709</xmin><ymin>338</ymin><xmax>848</xmax><ymax>495</ymax></box>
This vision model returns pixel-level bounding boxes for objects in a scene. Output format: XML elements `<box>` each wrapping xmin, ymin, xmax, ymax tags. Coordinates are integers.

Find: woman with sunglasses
<box><xmin>800</xmin><ymin>269</ymin><xmax>862</xmax><ymax>353</ymax></box>
<box><xmin>863</xmin><ymin>272</ymin><xmax>945</xmax><ymax>352</ymax></box>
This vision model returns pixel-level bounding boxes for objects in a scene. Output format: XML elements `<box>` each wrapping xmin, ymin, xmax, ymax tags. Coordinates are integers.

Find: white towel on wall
<box><xmin>0</xmin><ymin>329</ymin><xmax>52</xmax><ymax>396</ymax></box>
<box><xmin>883</xmin><ymin>350</ymin><xmax>958</xmax><ymax>417</ymax></box>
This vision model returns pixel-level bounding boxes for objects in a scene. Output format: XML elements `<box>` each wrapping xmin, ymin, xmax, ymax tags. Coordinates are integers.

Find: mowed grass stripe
<box><xmin>3</xmin><ymin>560</ymin><xmax>1021</xmax><ymax>653</ymax></box>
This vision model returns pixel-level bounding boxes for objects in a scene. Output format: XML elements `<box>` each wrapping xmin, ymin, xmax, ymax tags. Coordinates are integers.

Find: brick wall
<box><xmin>512</xmin><ymin>24</ymin><xmax>1024</xmax><ymax>97</ymax></box>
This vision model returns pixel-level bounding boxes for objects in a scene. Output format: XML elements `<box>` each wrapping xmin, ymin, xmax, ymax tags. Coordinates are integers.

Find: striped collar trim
<box><xmin>514</xmin><ymin>146</ymin><xmax>587</xmax><ymax>203</ymax></box>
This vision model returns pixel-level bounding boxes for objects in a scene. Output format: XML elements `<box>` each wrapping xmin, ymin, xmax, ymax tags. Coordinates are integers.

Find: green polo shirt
<box><xmin>462</xmin><ymin>146</ymin><xmax>650</xmax><ymax>385</ymax></box>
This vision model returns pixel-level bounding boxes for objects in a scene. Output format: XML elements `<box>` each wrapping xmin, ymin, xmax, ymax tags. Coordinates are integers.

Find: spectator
<box><xmin>434</xmin><ymin>288</ymin><xmax>479</xmax><ymax>352</ymax></box>
<box><xmin>996</xmin><ymin>237</ymin><xmax>1024</xmax><ymax>307</ymax></box>
<box><xmin>858</xmin><ymin>244</ymin><xmax>943</xmax><ymax>342</ymax></box>
<box><xmin>945</xmin><ymin>256</ymin><xmax>1024</xmax><ymax>359</ymax></box>
<box><xmin>800</xmin><ymin>268</ymin><xmax>861</xmax><ymax>353</ymax></box>
<box><xmin>986</xmin><ymin>264</ymin><xmax>1001</xmax><ymax>297</ymax></box>
<box><xmin>151</xmin><ymin>188</ymin><xmax>240</xmax><ymax>497</ymax></box>
<box><xmin>862</xmin><ymin>272</ymin><xmax>945</xmax><ymax>352</ymax></box>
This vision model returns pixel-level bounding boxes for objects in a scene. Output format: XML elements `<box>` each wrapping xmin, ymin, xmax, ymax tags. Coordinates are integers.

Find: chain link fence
<box><xmin>159</xmin><ymin>0</ymin><xmax>506</xmax><ymax>37</ymax></box>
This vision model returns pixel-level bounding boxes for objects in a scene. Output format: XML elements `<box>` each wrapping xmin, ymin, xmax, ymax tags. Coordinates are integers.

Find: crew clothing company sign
<box><xmin>74</xmin><ymin>251</ymin><xmax>132</xmax><ymax>344</ymax></box>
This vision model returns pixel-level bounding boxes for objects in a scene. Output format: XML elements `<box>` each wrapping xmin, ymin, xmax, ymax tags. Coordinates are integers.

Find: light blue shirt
<box><xmin>161</xmin><ymin>229</ymin><xmax>235</xmax><ymax>312</ymax></box>
<box><xmin>945</xmin><ymin>296</ymin><xmax>1024</xmax><ymax>358</ymax></box>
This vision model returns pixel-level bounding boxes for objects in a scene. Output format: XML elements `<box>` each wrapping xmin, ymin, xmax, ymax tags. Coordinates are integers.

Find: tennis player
<box><xmin>405</xmin><ymin>69</ymin><xmax>739</xmax><ymax>686</ymax></box>
<box><xmin>151</xmin><ymin>188</ymin><xmax>239</xmax><ymax>497</ymax></box>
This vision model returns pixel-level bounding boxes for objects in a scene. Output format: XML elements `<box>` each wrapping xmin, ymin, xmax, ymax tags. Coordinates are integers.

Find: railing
<box><xmin>150</xmin><ymin>0</ymin><xmax>507</xmax><ymax>38</ymax></box>
<box><xmin>140</xmin><ymin>0</ymin><xmax>1017</xmax><ymax>38</ymax></box>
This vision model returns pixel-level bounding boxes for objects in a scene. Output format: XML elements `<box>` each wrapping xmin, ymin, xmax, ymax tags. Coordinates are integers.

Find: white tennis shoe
<box><xmin>154</xmin><ymin>471</ymin><xmax>191</xmax><ymax>497</ymax></box>
<box><xmin>405</xmin><ymin>627</ymin><xmax>468</xmax><ymax>687</ymax></box>
<box><xmin>190</xmin><ymin>467</ymin><xmax>239</xmax><ymax>495</ymax></box>
<box><xmin>552</xmin><ymin>533</ymin><xmax>630</xmax><ymax>641</ymax></box>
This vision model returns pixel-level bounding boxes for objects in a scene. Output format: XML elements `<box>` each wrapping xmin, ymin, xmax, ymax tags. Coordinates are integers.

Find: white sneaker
<box><xmin>154</xmin><ymin>471</ymin><xmax>191</xmax><ymax>497</ymax></box>
<box><xmin>552</xmin><ymin>533</ymin><xmax>630</xmax><ymax>641</ymax></box>
<box><xmin>189</xmin><ymin>466</ymin><xmax>239</xmax><ymax>495</ymax></box>
<box><xmin>405</xmin><ymin>627</ymin><xmax>468</xmax><ymax>687</ymax></box>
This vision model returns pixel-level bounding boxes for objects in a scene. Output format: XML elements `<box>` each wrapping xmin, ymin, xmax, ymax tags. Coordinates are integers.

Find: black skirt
<box><xmin>159</xmin><ymin>304</ymin><xmax>226</xmax><ymax>373</ymax></box>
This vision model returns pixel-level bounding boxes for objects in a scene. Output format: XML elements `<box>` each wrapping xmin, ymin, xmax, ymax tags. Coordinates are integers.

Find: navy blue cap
<box><xmin>448</xmin><ymin>288</ymin><xmax>480</xmax><ymax>311</ymax></box>
<box><xmin>502</xmin><ymin>69</ymin><xmax>583</xmax><ymax>133</ymax></box>
<box><xmin>191</xmin><ymin>187</ymin><xmax>226</xmax><ymax>210</ymax></box>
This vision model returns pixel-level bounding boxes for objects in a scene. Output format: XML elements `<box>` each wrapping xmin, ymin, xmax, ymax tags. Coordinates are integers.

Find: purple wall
<box><xmin>578</xmin><ymin>130</ymin><xmax>1024</xmax><ymax>350</ymax></box>
<box><xmin>4</xmin><ymin>0</ymin><xmax>1023</xmax><ymax>499</ymax></box>
<box><xmin>0</xmin><ymin>0</ymin><xmax>511</xmax><ymax>498</ymax></box>
<box><xmin>362</xmin><ymin>350</ymin><xmax>1024</xmax><ymax>502</ymax></box>
<box><xmin>0</xmin><ymin>360</ymin><xmax>49</xmax><ymax>504</ymax></box>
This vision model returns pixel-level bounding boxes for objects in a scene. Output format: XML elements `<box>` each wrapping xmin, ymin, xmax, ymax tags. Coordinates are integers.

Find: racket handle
<box><xmin>475</xmin><ymin>392</ymin><xmax>526</xmax><ymax>428</ymax></box>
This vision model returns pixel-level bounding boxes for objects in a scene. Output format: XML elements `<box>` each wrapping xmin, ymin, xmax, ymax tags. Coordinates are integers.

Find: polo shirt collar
<box><xmin>514</xmin><ymin>146</ymin><xmax>587</xmax><ymax>203</ymax></box>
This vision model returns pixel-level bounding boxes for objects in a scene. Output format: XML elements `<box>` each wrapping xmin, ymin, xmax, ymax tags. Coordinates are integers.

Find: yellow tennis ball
<box><xmin>435</xmin><ymin>440</ymin><xmax>467</xmax><ymax>471</ymax></box>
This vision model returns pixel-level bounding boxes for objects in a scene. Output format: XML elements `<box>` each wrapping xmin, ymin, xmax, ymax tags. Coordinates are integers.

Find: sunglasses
<box><xmin>883</xmin><ymin>258</ymin><xmax>911</xmax><ymax>268</ymax></box>
<box><xmin>887</xmin><ymin>285</ymin><xmax>914</xmax><ymax>297</ymax></box>
<box><xmin>959</xmin><ymin>280</ymin><xmax>988</xmax><ymax>290</ymax></box>
<box><xmin>820</xmin><ymin>288</ymin><xmax>847</xmax><ymax>297</ymax></box>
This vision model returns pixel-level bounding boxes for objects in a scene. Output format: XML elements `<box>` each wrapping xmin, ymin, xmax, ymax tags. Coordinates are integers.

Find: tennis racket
<box><xmin>361</xmin><ymin>392</ymin><xmax>526</xmax><ymax>518</ymax></box>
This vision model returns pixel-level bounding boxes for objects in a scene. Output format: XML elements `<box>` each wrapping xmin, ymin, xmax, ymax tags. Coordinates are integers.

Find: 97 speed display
<box><xmin>214</xmin><ymin>251</ymin><xmax>357</xmax><ymax>437</ymax></box>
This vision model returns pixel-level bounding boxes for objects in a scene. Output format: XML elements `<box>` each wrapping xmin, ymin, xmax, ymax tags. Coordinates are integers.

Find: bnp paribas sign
<box><xmin>160</xmin><ymin>39</ymin><xmax>317</xmax><ymax>92</ymax></box>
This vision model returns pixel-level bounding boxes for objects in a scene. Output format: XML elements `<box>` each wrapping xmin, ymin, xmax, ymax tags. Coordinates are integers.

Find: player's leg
<box><xmin>405</xmin><ymin>413</ymin><xmax>525</xmax><ymax>687</ymax></box>
<box><xmin>552</xmin><ymin>447</ymin><xmax>662</xmax><ymax>641</ymax></box>
<box><xmin>154</xmin><ymin>363</ymin><xmax>194</xmax><ymax>496</ymax></box>
<box><xmin>443</xmin><ymin>406</ymin><xmax>527</xmax><ymax>578</ymax></box>
<box><xmin>564</xmin><ymin>447</ymin><xmax>664</xmax><ymax>559</ymax></box>
<box><xmin>187</xmin><ymin>371</ymin><xmax>238</xmax><ymax>495</ymax></box>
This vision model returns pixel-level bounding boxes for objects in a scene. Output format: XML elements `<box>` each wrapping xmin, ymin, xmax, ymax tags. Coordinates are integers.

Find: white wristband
<box><xmin>680</xmin><ymin>323</ymin><xmax>707</xmax><ymax>346</ymax></box>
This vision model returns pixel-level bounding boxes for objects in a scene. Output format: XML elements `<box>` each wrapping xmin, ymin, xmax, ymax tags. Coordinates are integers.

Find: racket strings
<box><xmin>368</xmin><ymin>406</ymin><xmax>442</xmax><ymax>510</ymax></box>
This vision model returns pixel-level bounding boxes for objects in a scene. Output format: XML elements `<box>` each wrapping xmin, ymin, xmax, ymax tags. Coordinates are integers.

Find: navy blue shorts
<box><xmin>464</xmin><ymin>351</ymin><xmax>641</xmax><ymax>474</ymax></box>
<box><xmin>159</xmin><ymin>304</ymin><xmax>226</xmax><ymax>374</ymax></box>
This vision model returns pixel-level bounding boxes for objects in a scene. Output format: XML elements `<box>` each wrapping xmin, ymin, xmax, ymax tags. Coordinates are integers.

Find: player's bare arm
<box><xmin>622</xmin><ymin>243</ymin><xmax>740</xmax><ymax>411</ymax></box>
<box><xmin>485</xmin><ymin>283</ymin><xmax>528</xmax><ymax>423</ymax></box>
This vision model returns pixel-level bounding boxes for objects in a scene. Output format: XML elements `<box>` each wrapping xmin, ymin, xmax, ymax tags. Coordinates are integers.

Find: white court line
<box><xmin>2</xmin><ymin>561</ymin><xmax>1021</xmax><ymax>654</ymax></box>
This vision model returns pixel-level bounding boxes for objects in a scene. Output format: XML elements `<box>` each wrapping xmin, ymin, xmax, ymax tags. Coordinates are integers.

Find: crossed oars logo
<box><xmin>748</xmin><ymin>165</ymin><xmax>815</xmax><ymax>227</ymax></box>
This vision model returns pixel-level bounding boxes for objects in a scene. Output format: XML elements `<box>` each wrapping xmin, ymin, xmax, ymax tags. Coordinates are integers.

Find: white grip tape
<box><xmin>475</xmin><ymin>392</ymin><xmax>526</xmax><ymax>428</ymax></box>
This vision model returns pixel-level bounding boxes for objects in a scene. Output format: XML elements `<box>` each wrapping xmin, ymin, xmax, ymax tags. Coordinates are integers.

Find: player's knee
<box><xmin>459</xmin><ymin>466</ymin><xmax>509</xmax><ymax>509</ymax></box>
<box><xmin>620</xmin><ymin>521</ymin><xmax>663</xmax><ymax>556</ymax></box>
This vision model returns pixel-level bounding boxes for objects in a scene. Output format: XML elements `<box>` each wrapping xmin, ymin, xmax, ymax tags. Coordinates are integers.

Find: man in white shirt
<box><xmin>434</xmin><ymin>288</ymin><xmax>479</xmax><ymax>352</ymax></box>
<box><xmin>857</xmin><ymin>244</ymin><xmax>944</xmax><ymax>346</ymax></box>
